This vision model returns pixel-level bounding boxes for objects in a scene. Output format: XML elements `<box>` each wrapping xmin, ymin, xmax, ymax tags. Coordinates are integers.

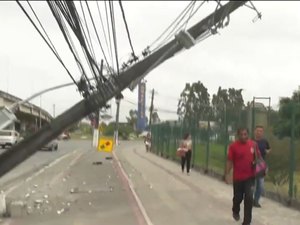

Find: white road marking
<box><xmin>5</xmin><ymin>150</ymin><xmax>78</xmax><ymax>195</ymax></box>
<box><xmin>113</xmin><ymin>150</ymin><xmax>154</xmax><ymax>225</ymax></box>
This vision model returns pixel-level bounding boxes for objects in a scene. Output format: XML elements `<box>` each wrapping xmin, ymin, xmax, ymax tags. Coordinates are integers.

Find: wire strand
<box><xmin>118</xmin><ymin>0</ymin><xmax>136</xmax><ymax>56</ymax></box>
<box><xmin>96</xmin><ymin>1</ymin><xmax>112</xmax><ymax>65</ymax></box>
<box><xmin>16</xmin><ymin>1</ymin><xmax>77</xmax><ymax>85</ymax></box>
<box><xmin>109</xmin><ymin>1</ymin><xmax>120</xmax><ymax>76</ymax></box>
<box><xmin>104</xmin><ymin>0</ymin><xmax>115</xmax><ymax>71</ymax></box>
<box><xmin>85</xmin><ymin>0</ymin><xmax>113</xmax><ymax>75</ymax></box>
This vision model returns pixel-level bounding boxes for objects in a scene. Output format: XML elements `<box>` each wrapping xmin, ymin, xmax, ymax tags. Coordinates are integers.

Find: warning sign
<box><xmin>97</xmin><ymin>137</ymin><xmax>114</xmax><ymax>152</ymax></box>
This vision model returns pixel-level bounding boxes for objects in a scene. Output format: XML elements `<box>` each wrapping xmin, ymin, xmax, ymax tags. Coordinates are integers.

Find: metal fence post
<box><xmin>205</xmin><ymin>119</ymin><xmax>211</xmax><ymax>173</ymax></box>
<box><xmin>251</xmin><ymin>97</ymin><xmax>256</xmax><ymax>138</ymax></box>
<box><xmin>223</xmin><ymin>104</ymin><xmax>228</xmax><ymax>176</ymax></box>
<box><xmin>288</xmin><ymin>103</ymin><xmax>296</xmax><ymax>202</ymax></box>
<box><xmin>192</xmin><ymin>115</ymin><xmax>197</xmax><ymax>168</ymax></box>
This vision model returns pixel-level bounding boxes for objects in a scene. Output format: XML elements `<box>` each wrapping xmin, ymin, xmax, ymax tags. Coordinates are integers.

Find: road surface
<box><xmin>0</xmin><ymin>140</ymin><xmax>299</xmax><ymax>225</ymax></box>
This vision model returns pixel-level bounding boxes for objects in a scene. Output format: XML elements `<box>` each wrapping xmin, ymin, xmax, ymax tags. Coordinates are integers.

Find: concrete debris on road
<box><xmin>25</xmin><ymin>193</ymin><xmax>30</xmax><ymax>198</ymax></box>
<box><xmin>70</xmin><ymin>187</ymin><xmax>79</xmax><ymax>194</ymax></box>
<box><xmin>43</xmin><ymin>195</ymin><xmax>48</xmax><ymax>199</ymax></box>
<box><xmin>56</xmin><ymin>208</ymin><xmax>65</xmax><ymax>215</ymax></box>
<box><xmin>26</xmin><ymin>206</ymin><xmax>33</xmax><ymax>214</ymax></box>
<box><xmin>33</xmin><ymin>185</ymin><xmax>38</xmax><ymax>188</ymax></box>
<box><xmin>88</xmin><ymin>190</ymin><xmax>92</xmax><ymax>194</ymax></box>
<box><xmin>34</xmin><ymin>199</ymin><xmax>43</xmax><ymax>205</ymax></box>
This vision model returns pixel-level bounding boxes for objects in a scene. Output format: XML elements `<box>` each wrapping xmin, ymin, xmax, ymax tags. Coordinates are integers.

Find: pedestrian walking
<box><xmin>144</xmin><ymin>132</ymin><xmax>151</xmax><ymax>152</ymax></box>
<box><xmin>253</xmin><ymin>125</ymin><xmax>271</xmax><ymax>208</ymax></box>
<box><xmin>180</xmin><ymin>133</ymin><xmax>192</xmax><ymax>175</ymax></box>
<box><xmin>225</xmin><ymin>127</ymin><xmax>261</xmax><ymax>225</ymax></box>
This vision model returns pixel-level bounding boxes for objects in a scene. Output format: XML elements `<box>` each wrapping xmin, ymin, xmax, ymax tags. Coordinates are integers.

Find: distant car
<box><xmin>42</xmin><ymin>139</ymin><xmax>58</xmax><ymax>151</ymax></box>
<box><xmin>0</xmin><ymin>130</ymin><xmax>21</xmax><ymax>149</ymax></box>
<box><xmin>58</xmin><ymin>132</ymin><xmax>70</xmax><ymax>140</ymax></box>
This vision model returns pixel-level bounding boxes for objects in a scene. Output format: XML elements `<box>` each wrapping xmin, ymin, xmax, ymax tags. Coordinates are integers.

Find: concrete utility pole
<box><xmin>114</xmin><ymin>93</ymin><xmax>124</xmax><ymax>146</ymax></box>
<box><xmin>149</xmin><ymin>89</ymin><xmax>155</xmax><ymax>127</ymax></box>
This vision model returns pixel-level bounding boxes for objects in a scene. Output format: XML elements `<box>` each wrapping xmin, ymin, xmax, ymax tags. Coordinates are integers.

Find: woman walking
<box><xmin>180</xmin><ymin>133</ymin><xmax>192</xmax><ymax>175</ymax></box>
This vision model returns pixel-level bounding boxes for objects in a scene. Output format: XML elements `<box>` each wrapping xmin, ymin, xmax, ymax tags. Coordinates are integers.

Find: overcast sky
<box><xmin>0</xmin><ymin>1</ymin><xmax>299</xmax><ymax>123</ymax></box>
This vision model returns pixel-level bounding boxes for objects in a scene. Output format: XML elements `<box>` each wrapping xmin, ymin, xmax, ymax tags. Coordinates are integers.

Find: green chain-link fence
<box><xmin>151</xmin><ymin>102</ymin><xmax>300</xmax><ymax>208</ymax></box>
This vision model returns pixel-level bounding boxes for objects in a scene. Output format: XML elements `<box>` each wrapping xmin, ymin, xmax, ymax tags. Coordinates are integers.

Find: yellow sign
<box><xmin>97</xmin><ymin>137</ymin><xmax>114</xmax><ymax>152</ymax></box>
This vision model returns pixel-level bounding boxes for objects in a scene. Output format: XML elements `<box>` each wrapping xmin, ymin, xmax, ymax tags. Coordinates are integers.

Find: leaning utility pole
<box><xmin>0</xmin><ymin>1</ymin><xmax>249</xmax><ymax>178</ymax></box>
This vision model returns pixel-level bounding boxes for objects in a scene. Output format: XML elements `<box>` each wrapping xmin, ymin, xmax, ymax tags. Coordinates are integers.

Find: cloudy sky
<box><xmin>0</xmin><ymin>1</ymin><xmax>299</xmax><ymax>123</ymax></box>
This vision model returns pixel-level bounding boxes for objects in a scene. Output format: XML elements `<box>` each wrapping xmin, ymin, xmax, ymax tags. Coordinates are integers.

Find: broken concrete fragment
<box><xmin>7</xmin><ymin>201</ymin><xmax>27</xmax><ymax>217</ymax></box>
<box><xmin>57</xmin><ymin>208</ymin><xmax>65</xmax><ymax>215</ymax></box>
<box><xmin>70</xmin><ymin>187</ymin><xmax>79</xmax><ymax>194</ymax></box>
<box><xmin>34</xmin><ymin>199</ymin><xmax>43</xmax><ymax>205</ymax></box>
<box><xmin>27</xmin><ymin>206</ymin><xmax>33</xmax><ymax>214</ymax></box>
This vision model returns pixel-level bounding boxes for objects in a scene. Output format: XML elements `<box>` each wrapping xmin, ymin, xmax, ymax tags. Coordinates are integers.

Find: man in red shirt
<box><xmin>225</xmin><ymin>128</ymin><xmax>259</xmax><ymax>225</ymax></box>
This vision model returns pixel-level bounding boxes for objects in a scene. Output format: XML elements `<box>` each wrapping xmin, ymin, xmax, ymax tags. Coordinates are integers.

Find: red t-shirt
<box><xmin>228</xmin><ymin>139</ymin><xmax>260</xmax><ymax>181</ymax></box>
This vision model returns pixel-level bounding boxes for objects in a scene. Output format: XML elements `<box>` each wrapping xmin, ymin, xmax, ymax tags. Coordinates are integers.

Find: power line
<box><xmin>152</xmin><ymin>1</ymin><xmax>206</xmax><ymax>52</ymax></box>
<box><xmin>123</xmin><ymin>98</ymin><xmax>177</xmax><ymax>115</ymax></box>
<box><xmin>85</xmin><ymin>0</ymin><xmax>113</xmax><ymax>75</ymax></box>
<box><xmin>96</xmin><ymin>1</ymin><xmax>113</xmax><ymax>66</ymax></box>
<box><xmin>109</xmin><ymin>1</ymin><xmax>120</xmax><ymax>76</ymax></box>
<box><xmin>47</xmin><ymin>2</ymin><xmax>88</xmax><ymax>84</ymax></box>
<box><xmin>78</xmin><ymin>1</ymin><xmax>103</xmax><ymax>84</ymax></box>
<box><xmin>149</xmin><ymin>1</ymin><xmax>194</xmax><ymax>49</ymax></box>
<box><xmin>118</xmin><ymin>0</ymin><xmax>136</xmax><ymax>57</ymax></box>
<box><xmin>184</xmin><ymin>0</ymin><xmax>197</xmax><ymax>30</ymax></box>
<box><xmin>16</xmin><ymin>1</ymin><xmax>77</xmax><ymax>86</ymax></box>
<box><xmin>104</xmin><ymin>0</ymin><xmax>115</xmax><ymax>71</ymax></box>
<box><xmin>79</xmin><ymin>1</ymin><xmax>96</xmax><ymax>60</ymax></box>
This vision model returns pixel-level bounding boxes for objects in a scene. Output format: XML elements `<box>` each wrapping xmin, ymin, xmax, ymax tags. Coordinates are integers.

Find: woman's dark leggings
<box><xmin>181</xmin><ymin>150</ymin><xmax>192</xmax><ymax>173</ymax></box>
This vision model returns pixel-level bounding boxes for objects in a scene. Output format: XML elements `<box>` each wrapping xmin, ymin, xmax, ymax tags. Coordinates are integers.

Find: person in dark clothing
<box><xmin>225</xmin><ymin>128</ymin><xmax>261</xmax><ymax>225</ymax></box>
<box><xmin>253</xmin><ymin>125</ymin><xmax>271</xmax><ymax>208</ymax></box>
<box><xmin>180</xmin><ymin>133</ymin><xmax>192</xmax><ymax>175</ymax></box>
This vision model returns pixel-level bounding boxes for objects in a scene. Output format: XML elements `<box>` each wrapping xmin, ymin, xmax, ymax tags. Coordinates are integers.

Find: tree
<box><xmin>177</xmin><ymin>81</ymin><xmax>210</xmax><ymax>125</ymax></box>
<box><xmin>151</xmin><ymin>111</ymin><xmax>160</xmax><ymax>124</ymax></box>
<box><xmin>126</xmin><ymin>109</ymin><xmax>138</xmax><ymax>131</ymax></box>
<box><xmin>273</xmin><ymin>90</ymin><xmax>300</xmax><ymax>138</ymax></box>
<box><xmin>212</xmin><ymin>87</ymin><xmax>245</xmax><ymax>130</ymax></box>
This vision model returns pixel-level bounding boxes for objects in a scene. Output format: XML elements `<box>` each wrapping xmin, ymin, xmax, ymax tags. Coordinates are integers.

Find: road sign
<box><xmin>97</xmin><ymin>137</ymin><xmax>114</xmax><ymax>152</ymax></box>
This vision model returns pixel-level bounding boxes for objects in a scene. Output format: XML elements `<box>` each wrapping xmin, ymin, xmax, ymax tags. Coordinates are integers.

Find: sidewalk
<box><xmin>115</xmin><ymin>141</ymin><xmax>300</xmax><ymax>225</ymax></box>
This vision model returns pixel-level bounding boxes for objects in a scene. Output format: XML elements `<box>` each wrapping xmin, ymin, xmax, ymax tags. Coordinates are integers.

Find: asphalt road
<box><xmin>1</xmin><ymin>140</ymin><xmax>142</xmax><ymax>225</ymax></box>
<box><xmin>0</xmin><ymin>140</ymin><xmax>91</xmax><ymax>190</ymax></box>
